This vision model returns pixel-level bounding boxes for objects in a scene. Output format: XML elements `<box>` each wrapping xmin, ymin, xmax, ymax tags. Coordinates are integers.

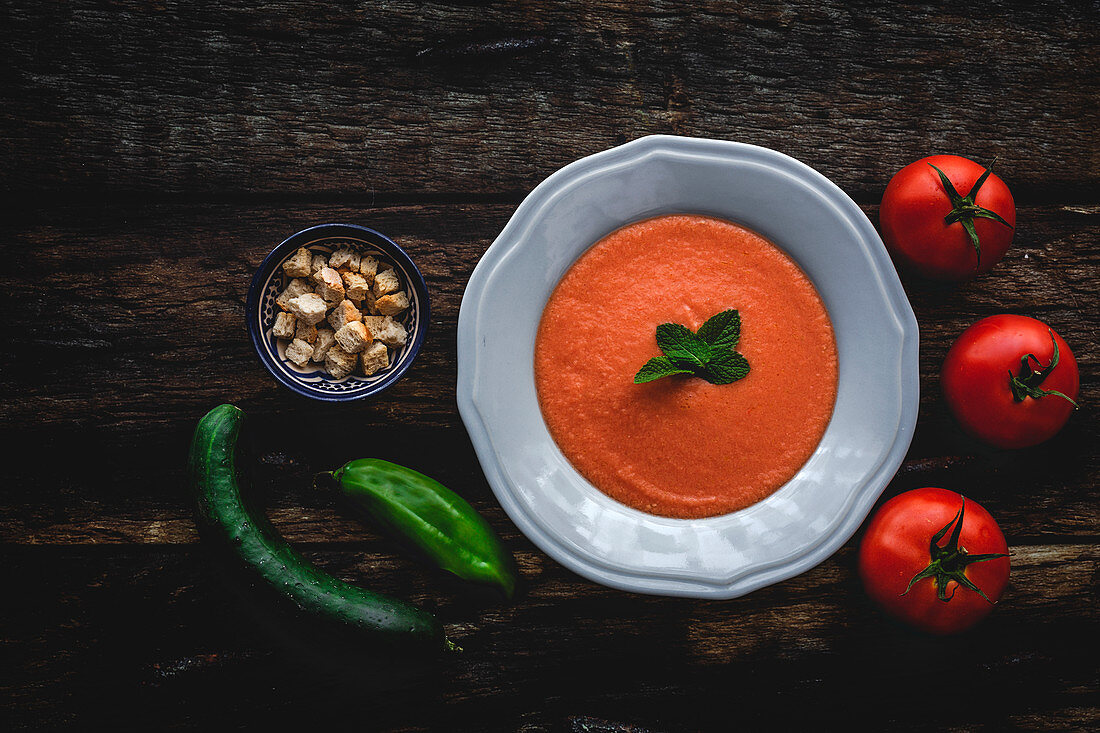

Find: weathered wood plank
<box><xmin>4</xmin><ymin>543</ymin><xmax>1097</xmax><ymax>731</ymax></box>
<box><xmin>2</xmin><ymin>202</ymin><xmax>1096</xmax><ymax>429</ymax></box>
<box><xmin>1</xmin><ymin>202</ymin><xmax>1096</xmax><ymax>543</ymax></box>
<box><xmin>0</xmin><ymin>438</ymin><xmax>1096</xmax><ymax>546</ymax></box>
<box><xmin>3</xmin><ymin>1</ymin><xmax>1098</xmax><ymax>198</ymax></box>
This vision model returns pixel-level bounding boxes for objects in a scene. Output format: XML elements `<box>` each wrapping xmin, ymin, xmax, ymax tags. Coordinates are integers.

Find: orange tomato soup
<box><xmin>534</xmin><ymin>215</ymin><xmax>838</xmax><ymax>518</ymax></box>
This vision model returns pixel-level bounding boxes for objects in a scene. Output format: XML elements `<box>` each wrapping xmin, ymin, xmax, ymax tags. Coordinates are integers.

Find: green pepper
<box><xmin>331</xmin><ymin>459</ymin><xmax>517</xmax><ymax>599</ymax></box>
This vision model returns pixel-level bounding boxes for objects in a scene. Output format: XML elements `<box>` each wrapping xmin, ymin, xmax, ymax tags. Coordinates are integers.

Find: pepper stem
<box><xmin>900</xmin><ymin>499</ymin><xmax>1007</xmax><ymax>605</ymax></box>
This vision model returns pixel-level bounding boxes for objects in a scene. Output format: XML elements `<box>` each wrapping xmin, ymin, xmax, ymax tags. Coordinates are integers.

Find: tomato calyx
<box><xmin>901</xmin><ymin>500</ymin><xmax>1008</xmax><ymax>604</ymax></box>
<box><xmin>928</xmin><ymin>158</ymin><xmax>1014</xmax><ymax>267</ymax></box>
<box><xmin>1008</xmin><ymin>330</ymin><xmax>1080</xmax><ymax>408</ymax></box>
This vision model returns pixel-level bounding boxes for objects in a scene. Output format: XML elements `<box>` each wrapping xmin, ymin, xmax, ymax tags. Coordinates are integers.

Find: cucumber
<box><xmin>332</xmin><ymin>459</ymin><xmax>518</xmax><ymax>599</ymax></box>
<box><xmin>188</xmin><ymin>404</ymin><xmax>448</xmax><ymax>652</ymax></box>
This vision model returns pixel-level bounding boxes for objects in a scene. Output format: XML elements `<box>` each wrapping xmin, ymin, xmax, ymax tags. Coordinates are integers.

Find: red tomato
<box><xmin>880</xmin><ymin>155</ymin><xmax>1016</xmax><ymax>280</ymax></box>
<box><xmin>943</xmin><ymin>315</ymin><xmax>1079</xmax><ymax>449</ymax></box>
<box><xmin>858</xmin><ymin>488</ymin><xmax>1010</xmax><ymax>635</ymax></box>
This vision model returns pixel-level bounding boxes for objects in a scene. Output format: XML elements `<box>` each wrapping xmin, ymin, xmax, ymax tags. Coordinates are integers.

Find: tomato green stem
<box><xmin>929</xmin><ymin>158</ymin><xmax>1014</xmax><ymax>268</ymax></box>
<box><xmin>900</xmin><ymin>500</ymin><xmax>1007</xmax><ymax>604</ymax></box>
<box><xmin>1008</xmin><ymin>330</ymin><xmax>1079</xmax><ymax>407</ymax></box>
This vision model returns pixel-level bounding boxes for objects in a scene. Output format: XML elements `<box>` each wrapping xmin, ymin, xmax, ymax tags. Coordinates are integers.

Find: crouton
<box><xmin>275</xmin><ymin>277</ymin><xmax>312</xmax><ymax>311</ymax></box>
<box><xmin>295</xmin><ymin>320</ymin><xmax>318</xmax><ymax>344</ymax></box>
<box><xmin>310</xmin><ymin>254</ymin><xmax>327</xmax><ymax>276</ymax></box>
<box><xmin>342</xmin><ymin>271</ymin><xmax>369</xmax><ymax>302</ymax></box>
<box><xmin>335</xmin><ymin>321</ymin><xmax>371</xmax><ymax>354</ymax></box>
<box><xmin>346</xmin><ymin>250</ymin><xmax>362</xmax><ymax>272</ymax></box>
<box><xmin>362</xmin><ymin>315</ymin><xmax>408</xmax><ymax>347</ymax></box>
<box><xmin>311</xmin><ymin>328</ymin><xmax>336</xmax><ymax>363</ymax></box>
<box><xmin>363</xmin><ymin>292</ymin><xmax>378</xmax><ymax>315</ymax></box>
<box><xmin>372</xmin><ymin>268</ymin><xmax>401</xmax><ymax>298</ymax></box>
<box><xmin>328</xmin><ymin>245</ymin><xmax>360</xmax><ymax>272</ymax></box>
<box><xmin>343</xmin><ymin>253</ymin><xmax>362</xmax><ymax>273</ymax></box>
<box><xmin>272</xmin><ymin>311</ymin><xmax>297</xmax><ymax>339</ymax></box>
<box><xmin>327</xmin><ymin>299</ymin><xmax>362</xmax><ymax>331</ymax></box>
<box><xmin>286</xmin><ymin>292</ymin><xmax>328</xmax><ymax>325</ymax></box>
<box><xmin>317</xmin><ymin>267</ymin><xmax>345</xmax><ymax>303</ymax></box>
<box><xmin>285</xmin><ymin>338</ymin><xmax>314</xmax><ymax>367</ymax></box>
<box><xmin>282</xmin><ymin>247</ymin><xmax>313</xmax><ymax>278</ymax></box>
<box><xmin>360</xmin><ymin>341</ymin><xmax>389</xmax><ymax>376</ymax></box>
<box><xmin>328</xmin><ymin>247</ymin><xmax>351</xmax><ymax>269</ymax></box>
<box><xmin>374</xmin><ymin>291</ymin><xmax>409</xmax><ymax>317</ymax></box>
<box><xmin>324</xmin><ymin>345</ymin><xmax>357</xmax><ymax>379</ymax></box>
<box><xmin>359</xmin><ymin>255</ymin><xmax>378</xmax><ymax>283</ymax></box>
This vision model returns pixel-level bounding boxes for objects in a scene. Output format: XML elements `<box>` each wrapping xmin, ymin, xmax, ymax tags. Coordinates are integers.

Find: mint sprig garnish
<box><xmin>633</xmin><ymin>309</ymin><xmax>750</xmax><ymax>385</ymax></box>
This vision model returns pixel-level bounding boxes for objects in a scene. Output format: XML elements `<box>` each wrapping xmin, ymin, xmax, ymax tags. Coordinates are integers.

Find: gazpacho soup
<box><xmin>534</xmin><ymin>214</ymin><xmax>838</xmax><ymax>519</ymax></box>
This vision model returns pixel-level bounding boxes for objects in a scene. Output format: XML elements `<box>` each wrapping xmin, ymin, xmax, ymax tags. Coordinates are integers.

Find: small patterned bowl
<box><xmin>245</xmin><ymin>223</ymin><xmax>429</xmax><ymax>402</ymax></box>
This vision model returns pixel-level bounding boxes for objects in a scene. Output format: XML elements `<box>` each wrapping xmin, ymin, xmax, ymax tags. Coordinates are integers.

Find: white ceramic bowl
<box><xmin>457</xmin><ymin>135</ymin><xmax>918</xmax><ymax>598</ymax></box>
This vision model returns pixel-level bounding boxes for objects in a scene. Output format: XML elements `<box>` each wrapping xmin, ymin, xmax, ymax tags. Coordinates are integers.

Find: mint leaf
<box><xmin>634</xmin><ymin>357</ymin><xmax>694</xmax><ymax>384</ymax></box>
<box><xmin>696</xmin><ymin>309</ymin><xmax>741</xmax><ymax>349</ymax></box>
<box><xmin>635</xmin><ymin>308</ymin><xmax>751</xmax><ymax>387</ymax></box>
<box><xmin>701</xmin><ymin>350</ymin><xmax>750</xmax><ymax>385</ymax></box>
<box><xmin>655</xmin><ymin>323</ymin><xmax>710</xmax><ymax>369</ymax></box>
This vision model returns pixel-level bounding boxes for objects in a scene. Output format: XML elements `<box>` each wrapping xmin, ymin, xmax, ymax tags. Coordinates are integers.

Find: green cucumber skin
<box><xmin>333</xmin><ymin>458</ymin><xmax>517</xmax><ymax>599</ymax></box>
<box><xmin>188</xmin><ymin>404</ymin><xmax>446</xmax><ymax>651</ymax></box>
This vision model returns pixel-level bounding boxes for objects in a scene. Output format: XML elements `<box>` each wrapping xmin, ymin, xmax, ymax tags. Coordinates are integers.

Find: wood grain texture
<box><xmin>2</xmin><ymin>202</ymin><xmax>1097</xmax><ymax>545</ymax></box>
<box><xmin>2</xmin><ymin>1</ymin><xmax>1098</xmax><ymax>199</ymax></box>
<box><xmin>1</xmin><ymin>201</ymin><xmax>1096</xmax><ymax>730</ymax></box>
<box><xmin>3</xmin><ymin>202</ymin><xmax>1098</xmax><ymax>430</ymax></box>
<box><xmin>4</xmin><ymin>542</ymin><xmax>1098</xmax><ymax>731</ymax></box>
<box><xmin>3</xmin><ymin>1</ymin><xmax>1099</xmax><ymax>730</ymax></box>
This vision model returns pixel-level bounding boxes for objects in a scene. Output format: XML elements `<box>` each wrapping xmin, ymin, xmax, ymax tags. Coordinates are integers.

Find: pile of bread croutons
<box><xmin>272</xmin><ymin>244</ymin><xmax>411</xmax><ymax>379</ymax></box>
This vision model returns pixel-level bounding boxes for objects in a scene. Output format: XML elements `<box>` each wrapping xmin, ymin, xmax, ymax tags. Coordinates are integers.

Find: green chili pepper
<box><xmin>330</xmin><ymin>459</ymin><xmax>517</xmax><ymax>599</ymax></box>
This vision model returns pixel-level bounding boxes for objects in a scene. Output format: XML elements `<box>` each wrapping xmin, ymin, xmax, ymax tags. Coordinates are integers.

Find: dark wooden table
<box><xmin>3</xmin><ymin>2</ymin><xmax>1097</xmax><ymax>731</ymax></box>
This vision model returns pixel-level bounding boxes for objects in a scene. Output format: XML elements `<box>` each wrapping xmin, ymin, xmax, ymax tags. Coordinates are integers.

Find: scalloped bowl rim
<box><xmin>457</xmin><ymin>135</ymin><xmax>919</xmax><ymax>598</ymax></box>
